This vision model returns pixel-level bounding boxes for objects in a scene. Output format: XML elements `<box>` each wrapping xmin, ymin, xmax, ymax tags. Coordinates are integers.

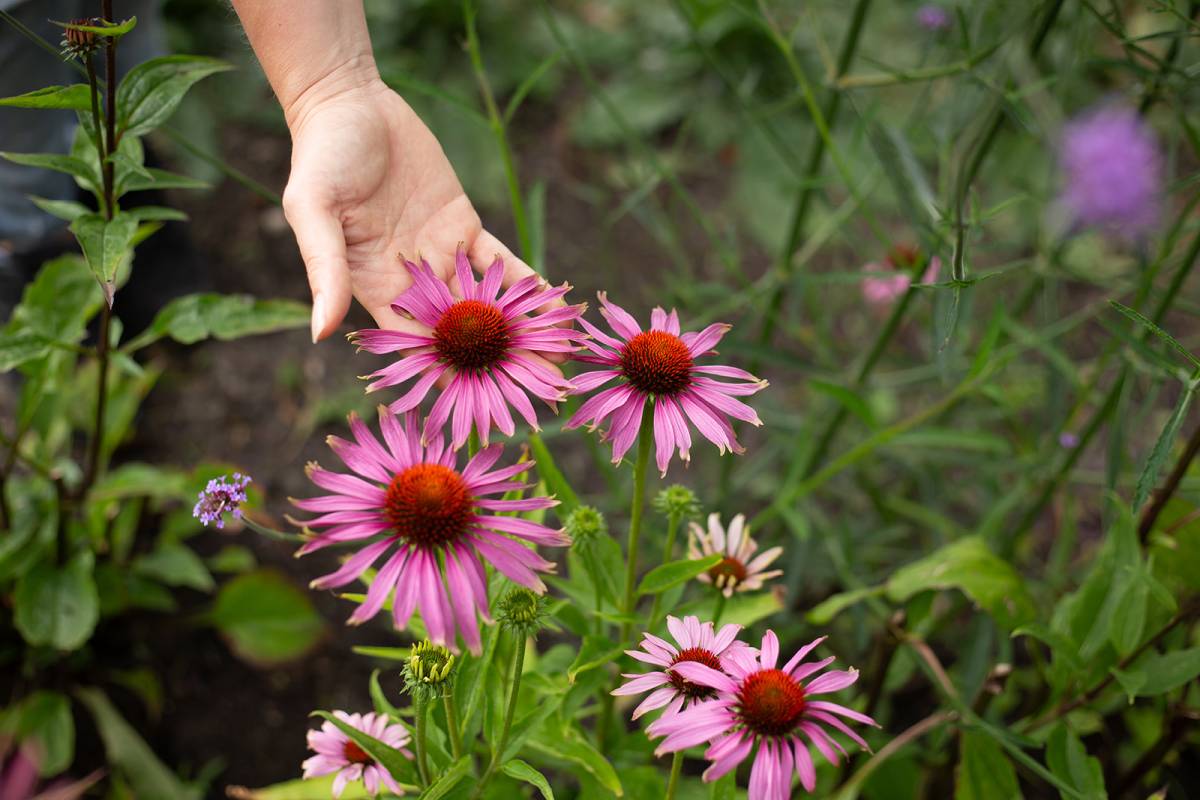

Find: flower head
<box><xmin>1059</xmin><ymin>105</ymin><xmax>1162</xmax><ymax>239</ymax></box>
<box><xmin>915</xmin><ymin>4</ymin><xmax>952</xmax><ymax>32</ymax></box>
<box><xmin>566</xmin><ymin>294</ymin><xmax>767</xmax><ymax>475</ymax></box>
<box><xmin>861</xmin><ymin>245</ymin><xmax>940</xmax><ymax>308</ymax></box>
<box><xmin>60</xmin><ymin>18</ymin><xmax>101</xmax><ymax>59</ymax></box>
<box><xmin>564</xmin><ymin>505</ymin><xmax>608</xmax><ymax>543</ymax></box>
<box><xmin>404</xmin><ymin>640</ymin><xmax>456</xmax><ymax>700</ymax></box>
<box><xmin>350</xmin><ymin>248</ymin><xmax>584</xmax><ymax>450</ymax></box>
<box><xmin>654</xmin><ymin>485</ymin><xmax>702</xmax><ymax>520</ymax></box>
<box><xmin>612</xmin><ymin>616</ymin><xmax>747</xmax><ymax>720</ymax></box>
<box><xmin>302</xmin><ymin>711</ymin><xmax>411</xmax><ymax>798</ymax></box>
<box><xmin>193</xmin><ymin>473</ymin><xmax>250</xmax><ymax>529</ymax></box>
<box><xmin>650</xmin><ymin>631</ymin><xmax>879</xmax><ymax>799</ymax></box>
<box><xmin>689</xmin><ymin>513</ymin><xmax>782</xmax><ymax>597</ymax></box>
<box><xmin>293</xmin><ymin>408</ymin><xmax>570</xmax><ymax>654</ymax></box>
<box><xmin>497</xmin><ymin>586</ymin><xmax>547</xmax><ymax>636</ymax></box>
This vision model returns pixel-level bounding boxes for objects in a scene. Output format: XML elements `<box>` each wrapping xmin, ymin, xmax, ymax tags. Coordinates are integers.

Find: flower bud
<box><xmin>564</xmin><ymin>505</ymin><xmax>607</xmax><ymax>544</ymax></box>
<box><xmin>497</xmin><ymin>587</ymin><xmax>545</xmax><ymax>636</ymax></box>
<box><xmin>403</xmin><ymin>640</ymin><xmax>456</xmax><ymax>699</ymax></box>
<box><xmin>61</xmin><ymin>18</ymin><xmax>101</xmax><ymax>59</ymax></box>
<box><xmin>653</xmin><ymin>485</ymin><xmax>701</xmax><ymax>520</ymax></box>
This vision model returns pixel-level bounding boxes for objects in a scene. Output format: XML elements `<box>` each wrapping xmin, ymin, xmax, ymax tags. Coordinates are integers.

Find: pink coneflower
<box><xmin>650</xmin><ymin>631</ymin><xmax>879</xmax><ymax>799</ymax></box>
<box><xmin>302</xmin><ymin>711</ymin><xmax>411</xmax><ymax>798</ymax></box>
<box><xmin>566</xmin><ymin>294</ymin><xmax>768</xmax><ymax>475</ymax></box>
<box><xmin>292</xmin><ymin>408</ymin><xmax>569</xmax><ymax>654</ymax></box>
<box><xmin>612</xmin><ymin>615</ymin><xmax>747</xmax><ymax>720</ymax></box>
<box><xmin>689</xmin><ymin>513</ymin><xmax>782</xmax><ymax>597</ymax></box>
<box><xmin>350</xmin><ymin>248</ymin><xmax>584</xmax><ymax>449</ymax></box>
<box><xmin>861</xmin><ymin>244</ymin><xmax>941</xmax><ymax>307</ymax></box>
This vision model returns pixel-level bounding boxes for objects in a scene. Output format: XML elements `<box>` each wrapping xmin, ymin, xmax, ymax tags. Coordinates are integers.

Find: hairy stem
<box><xmin>619</xmin><ymin>403</ymin><xmax>656</xmax><ymax>646</ymax></box>
<box><xmin>414</xmin><ymin>695</ymin><xmax>431</xmax><ymax>786</ymax></box>
<box><xmin>647</xmin><ymin>510</ymin><xmax>683</xmax><ymax>627</ymax></box>
<box><xmin>443</xmin><ymin>691</ymin><xmax>463</xmax><ymax>760</ymax></box>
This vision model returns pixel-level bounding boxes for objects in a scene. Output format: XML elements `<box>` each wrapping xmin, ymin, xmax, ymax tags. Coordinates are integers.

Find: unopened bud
<box><xmin>565</xmin><ymin>505</ymin><xmax>606</xmax><ymax>543</ymax></box>
<box><xmin>653</xmin><ymin>485</ymin><xmax>701</xmax><ymax>520</ymax></box>
<box><xmin>497</xmin><ymin>587</ymin><xmax>545</xmax><ymax>635</ymax></box>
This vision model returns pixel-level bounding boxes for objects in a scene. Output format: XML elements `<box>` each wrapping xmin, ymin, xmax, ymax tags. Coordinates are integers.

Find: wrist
<box><xmin>281</xmin><ymin>53</ymin><xmax>383</xmax><ymax>132</ymax></box>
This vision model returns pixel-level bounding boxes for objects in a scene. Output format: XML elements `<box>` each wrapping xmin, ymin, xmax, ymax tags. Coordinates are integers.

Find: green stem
<box><xmin>414</xmin><ymin>695</ymin><xmax>431</xmax><ymax>787</ymax></box>
<box><xmin>467</xmin><ymin>430</ymin><xmax>480</xmax><ymax>458</ymax></box>
<box><xmin>443</xmin><ymin>691</ymin><xmax>464</xmax><ymax>760</ymax></box>
<box><xmin>665</xmin><ymin>751</ymin><xmax>685</xmax><ymax>800</ymax></box>
<box><xmin>646</xmin><ymin>511</ymin><xmax>683</xmax><ymax>626</ymax></box>
<box><xmin>472</xmin><ymin>634</ymin><xmax>527</xmax><ymax>798</ymax></box>
<box><xmin>619</xmin><ymin>403</ymin><xmax>656</xmax><ymax>647</ymax></box>
<box><xmin>711</xmin><ymin>592</ymin><xmax>727</xmax><ymax>627</ymax></box>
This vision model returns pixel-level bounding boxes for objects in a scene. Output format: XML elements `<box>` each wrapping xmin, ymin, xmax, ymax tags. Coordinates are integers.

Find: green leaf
<box><xmin>0</xmin><ymin>151</ymin><xmax>96</xmax><ymax>185</ymax></box>
<box><xmin>211</xmin><ymin>570</ymin><xmax>326</xmax><ymax>666</ymax></box>
<box><xmin>128</xmin><ymin>205</ymin><xmax>188</xmax><ymax>222</ymax></box>
<box><xmin>0</xmin><ymin>332</ymin><xmax>53</xmax><ymax>372</ymax></box>
<box><xmin>1108</xmin><ymin>569</ymin><xmax>1148</xmax><ymax>656</ymax></box>
<box><xmin>14</xmin><ymin>551</ymin><xmax>99</xmax><ymax>651</ymax></box>
<box><xmin>8</xmin><ymin>691</ymin><xmax>74</xmax><ymax>775</ymax></box>
<box><xmin>0</xmin><ymin>85</ymin><xmax>92</xmax><ymax>110</ymax></box>
<box><xmin>88</xmin><ymin>462</ymin><xmax>189</xmax><ymax>503</ymax></box>
<box><xmin>224</xmin><ymin>775</ymin><xmax>374</xmax><ymax>799</ymax></box>
<box><xmin>69</xmin><ymin>212</ymin><xmax>138</xmax><ymax>302</ymax></box>
<box><xmin>311</xmin><ymin>711</ymin><xmax>416</xmax><ymax>788</ymax></box>
<box><xmin>124</xmin><ymin>293</ymin><xmax>309</xmax><ymax>351</ymax></box>
<box><xmin>1134</xmin><ymin>381</ymin><xmax>1196</xmax><ymax>510</ymax></box>
<box><xmin>1110</xmin><ymin>301</ymin><xmax>1200</xmax><ymax>371</ymax></box>
<box><xmin>8</xmin><ymin>255</ymin><xmax>101</xmax><ymax>342</ymax></box>
<box><xmin>529</xmin><ymin>731</ymin><xmax>623</xmax><ymax>796</ymax></box>
<box><xmin>1112</xmin><ymin>645</ymin><xmax>1200</xmax><ymax>698</ymax></box>
<box><xmin>806</xmin><ymin>585</ymin><xmax>887</xmax><ymax>625</ymax></box>
<box><xmin>76</xmin><ymin>687</ymin><xmax>199</xmax><ymax>800</ymax></box>
<box><xmin>886</xmin><ymin>536</ymin><xmax>1035</xmax><ymax>629</ymax></box>
<box><xmin>208</xmin><ymin>545</ymin><xmax>256</xmax><ymax>574</ymax></box>
<box><xmin>29</xmin><ymin>195</ymin><xmax>90</xmax><ymax>222</ymax></box>
<box><xmin>134</xmin><ymin>543</ymin><xmax>215</xmax><ymax>591</ymax></box>
<box><xmin>121</xmin><ymin>166</ymin><xmax>209</xmax><ymax>192</ymax></box>
<box><xmin>1045</xmin><ymin>725</ymin><xmax>1106</xmax><ymax>800</ymax></box>
<box><xmin>419</xmin><ymin>755</ymin><xmax>470</xmax><ymax>799</ymax></box>
<box><xmin>567</xmin><ymin>635</ymin><xmax>624</xmax><ymax>683</ymax></box>
<box><xmin>955</xmin><ymin>730</ymin><xmax>1021</xmax><ymax>800</ymax></box>
<box><xmin>117</xmin><ymin>55</ymin><xmax>233</xmax><ymax>137</ymax></box>
<box><xmin>502</xmin><ymin>759</ymin><xmax>555</xmax><ymax>800</ymax></box>
<box><xmin>638</xmin><ymin>554</ymin><xmax>722</xmax><ymax>596</ymax></box>
<box><xmin>527</xmin><ymin>434</ymin><xmax>580</xmax><ymax>514</ymax></box>
<box><xmin>677</xmin><ymin>586</ymin><xmax>786</xmax><ymax>627</ymax></box>
<box><xmin>55</xmin><ymin>16</ymin><xmax>138</xmax><ymax>37</ymax></box>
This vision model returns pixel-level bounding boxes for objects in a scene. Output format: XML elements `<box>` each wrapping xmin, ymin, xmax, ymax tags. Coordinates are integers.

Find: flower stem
<box><xmin>467</xmin><ymin>430</ymin><xmax>480</xmax><ymax>458</ymax></box>
<box><xmin>619</xmin><ymin>403</ymin><xmax>656</xmax><ymax>647</ymax></box>
<box><xmin>665</xmin><ymin>752</ymin><xmax>684</xmax><ymax>800</ymax></box>
<box><xmin>443</xmin><ymin>691</ymin><xmax>463</xmax><ymax>760</ymax></box>
<box><xmin>711</xmin><ymin>592</ymin><xmax>727</xmax><ymax>627</ymax></box>
<box><xmin>472</xmin><ymin>634</ymin><xmax>526</xmax><ymax>798</ymax></box>
<box><xmin>647</xmin><ymin>510</ymin><xmax>683</xmax><ymax>626</ymax></box>
<box><xmin>414</xmin><ymin>695</ymin><xmax>431</xmax><ymax>787</ymax></box>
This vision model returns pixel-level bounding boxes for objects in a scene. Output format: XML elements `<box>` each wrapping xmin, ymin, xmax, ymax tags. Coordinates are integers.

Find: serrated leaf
<box><xmin>1110</xmin><ymin>301</ymin><xmax>1200</xmax><ymax>371</ymax></box>
<box><xmin>70</xmin><ymin>212</ymin><xmax>138</xmax><ymax>302</ymax></box>
<box><xmin>124</xmin><ymin>293</ymin><xmax>309</xmax><ymax>351</ymax></box>
<box><xmin>117</xmin><ymin>55</ymin><xmax>232</xmax><ymax>137</ymax></box>
<box><xmin>1134</xmin><ymin>381</ymin><xmax>1196</xmax><ymax>510</ymax></box>
<box><xmin>638</xmin><ymin>554</ymin><xmax>722</xmax><ymax>596</ymax></box>
<box><xmin>14</xmin><ymin>551</ymin><xmax>99</xmax><ymax>651</ymax></box>
<box><xmin>211</xmin><ymin>570</ymin><xmax>325</xmax><ymax>666</ymax></box>
<box><xmin>502</xmin><ymin>759</ymin><xmax>555</xmax><ymax>799</ymax></box>
<box><xmin>955</xmin><ymin>730</ymin><xmax>1021</xmax><ymax>800</ymax></box>
<box><xmin>0</xmin><ymin>85</ymin><xmax>92</xmax><ymax>110</ymax></box>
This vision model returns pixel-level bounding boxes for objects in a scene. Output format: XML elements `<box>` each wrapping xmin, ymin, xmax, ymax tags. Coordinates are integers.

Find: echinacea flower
<box><xmin>861</xmin><ymin>244</ymin><xmax>941</xmax><ymax>308</ymax></box>
<box><xmin>293</xmin><ymin>408</ymin><xmax>570</xmax><ymax>654</ymax></box>
<box><xmin>1059</xmin><ymin>105</ymin><xmax>1161</xmax><ymax>239</ymax></box>
<box><xmin>650</xmin><ymin>631</ymin><xmax>879</xmax><ymax>799</ymax></box>
<box><xmin>350</xmin><ymin>249</ymin><xmax>584</xmax><ymax>449</ymax></box>
<box><xmin>689</xmin><ymin>513</ymin><xmax>782</xmax><ymax>597</ymax></box>
<box><xmin>915</xmin><ymin>4</ymin><xmax>952</xmax><ymax>32</ymax></box>
<box><xmin>566</xmin><ymin>294</ymin><xmax>768</xmax><ymax>475</ymax></box>
<box><xmin>302</xmin><ymin>711</ymin><xmax>411</xmax><ymax>798</ymax></box>
<box><xmin>193</xmin><ymin>473</ymin><xmax>250</xmax><ymax>528</ymax></box>
<box><xmin>613</xmin><ymin>615</ymin><xmax>747</xmax><ymax>720</ymax></box>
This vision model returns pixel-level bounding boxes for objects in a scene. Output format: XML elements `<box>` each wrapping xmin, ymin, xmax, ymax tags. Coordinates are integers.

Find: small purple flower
<box><xmin>1060</xmin><ymin>105</ymin><xmax>1162</xmax><ymax>239</ymax></box>
<box><xmin>1059</xmin><ymin>432</ymin><xmax>1080</xmax><ymax>449</ymax></box>
<box><xmin>916</xmin><ymin>4</ymin><xmax>952</xmax><ymax>32</ymax></box>
<box><xmin>193</xmin><ymin>473</ymin><xmax>250</xmax><ymax>529</ymax></box>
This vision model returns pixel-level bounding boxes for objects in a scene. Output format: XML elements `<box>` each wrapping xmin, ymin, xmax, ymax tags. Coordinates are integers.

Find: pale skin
<box><xmin>230</xmin><ymin>1</ymin><xmax>562</xmax><ymax>377</ymax></box>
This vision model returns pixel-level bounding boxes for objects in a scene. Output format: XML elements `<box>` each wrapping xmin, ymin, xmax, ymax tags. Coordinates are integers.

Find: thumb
<box><xmin>282</xmin><ymin>191</ymin><xmax>353</xmax><ymax>343</ymax></box>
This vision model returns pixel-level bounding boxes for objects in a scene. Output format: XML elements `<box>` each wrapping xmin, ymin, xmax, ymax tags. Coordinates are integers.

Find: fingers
<box><xmin>282</xmin><ymin>189</ymin><xmax>353</xmax><ymax>343</ymax></box>
<box><xmin>415</xmin><ymin>194</ymin><xmax>482</xmax><ymax>295</ymax></box>
<box><xmin>470</xmin><ymin>230</ymin><xmax>567</xmax><ymax>312</ymax></box>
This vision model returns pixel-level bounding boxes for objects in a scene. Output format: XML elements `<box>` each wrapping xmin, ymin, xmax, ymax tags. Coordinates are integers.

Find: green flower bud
<box><xmin>564</xmin><ymin>505</ymin><xmax>607</xmax><ymax>544</ymax></box>
<box><xmin>497</xmin><ymin>587</ymin><xmax>545</xmax><ymax>636</ymax></box>
<box><xmin>403</xmin><ymin>640</ymin><xmax>456</xmax><ymax>699</ymax></box>
<box><xmin>653</xmin><ymin>485</ymin><xmax>701</xmax><ymax>520</ymax></box>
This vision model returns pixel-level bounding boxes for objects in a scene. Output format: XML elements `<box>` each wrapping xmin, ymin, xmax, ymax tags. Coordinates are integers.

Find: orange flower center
<box><xmin>667</xmin><ymin>647</ymin><xmax>723</xmax><ymax>700</ymax></box>
<box><xmin>708</xmin><ymin>557</ymin><xmax>748</xmax><ymax>585</ymax></box>
<box><xmin>343</xmin><ymin>740</ymin><xmax>372</xmax><ymax>765</ymax></box>
<box><xmin>384</xmin><ymin>464</ymin><xmax>473</xmax><ymax>549</ymax></box>
<box><xmin>434</xmin><ymin>299</ymin><xmax>512</xmax><ymax>372</ymax></box>
<box><xmin>619</xmin><ymin>330</ymin><xmax>693</xmax><ymax>396</ymax></box>
<box><xmin>737</xmin><ymin>668</ymin><xmax>807</xmax><ymax>737</ymax></box>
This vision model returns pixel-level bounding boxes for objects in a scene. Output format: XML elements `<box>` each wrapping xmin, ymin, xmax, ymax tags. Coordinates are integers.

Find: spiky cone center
<box><xmin>667</xmin><ymin>647</ymin><xmax>723</xmax><ymax>700</ymax></box>
<box><xmin>63</xmin><ymin>18</ymin><xmax>100</xmax><ymax>55</ymax></box>
<box><xmin>737</xmin><ymin>668</ymin><xmax>807</xmax><ymax>737</ymax></box>
<box><xmin>434</xmin><ymin>299</ymin><xmax>512</xmax><ymax>372</ymax></box>
<box><xmin>707</xmin><ymin>556</ymin><xmax>748</xmax><ymax>590</ymax></box>
<box><xmin>343</xmin><ymin>740</ymin><xmax>372</xmax><ymax>765</ymax></box>
<box><xmin>384</xmin><ymin>464</ymin><xmax>473</xmax><ymax>549</ymax></box>
<box><xmin>619</xmin><ymin>330</ymin><xmax>694</xmax><ymax>396</ymax></box>
<box><xmin>408</xmin><ymin>641</ymin><xmax>456</xmax><ymax>686</ymax></box>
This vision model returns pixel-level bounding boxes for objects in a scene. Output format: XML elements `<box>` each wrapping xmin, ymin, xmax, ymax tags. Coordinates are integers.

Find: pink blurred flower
<box><xmin>650</xmin><ymin>630</ymin><xmax>879</xmax><ymax>799</ymax></box>
<box><xmin>612</xmin><ymin>615</ymin><xmax>748</xmax><ymax>720</ymax></box>
<box><xmin>688</xmin><ymin>513</ymin><xmax>782</xmax><ymax>597</ymax></box>
<box><xmin>302</xmin><ymin>711</ymin><xmax>411</xmax><ymax>798</ymax></box>
<box><xmin>0</xmin><ymin>739</ymin><xmax>100</xmax><ymax>800</ymax></box>
<box><xmin>566</xmin><ymin>293</ymin><xmax>768</xmax><ymax>475</ymax></box>
<box><xmin>293</xmin><ymin>408</ymin><xmax>569</xmax><ymax>654</ymax></box>
<box><xmin>351</xmin><ymin>248</ymin><xmax>584</xmax><ymax>449</ymax></box>
<box><xmin>916</xmin><ymin>4</ymin><xmax>952</xmax><ymax>32</ymax></box>
<box><xmin>861</xmin><ymin>245</ymin><xmax>941</xmax><ymax>307</ymax></box>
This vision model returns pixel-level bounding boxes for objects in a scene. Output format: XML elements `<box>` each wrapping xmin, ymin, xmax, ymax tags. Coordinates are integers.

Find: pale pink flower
<box><xmin>293</xmin><ymin>408</ymin><xmax>570</xmax><ymax>654</ymax></box>
<box><xmin>861</xmin><ymin>245</ymin><xmax>941</xmax><ymax>307</ymax></box>
<box><xmin>612</xmin><ymin>615</ymin><xmax>748</xmax><ymax>720</ymax></box>
<box><xmin>351</xmin><ymin>248</ymin><xmax>584</xmax><ymax>449</ymax></box>
<box><xmin>566</xmin><ymin>293</ymin><xmax>768</xmax><ymax>475</ymax></box>
<box><xmin>302</xmin><ymin>711</ymin><xmax>411</xmax><ymax>798</ymax></box>
<box><xmin>650</xmin><ymin>631</ymin><xmax>879</xmax><ymax>799</ymax></box>
<box><xmin>689</xmin><ymin>513</ymin><xmax>782</xmax><ymax>597</ymax></box>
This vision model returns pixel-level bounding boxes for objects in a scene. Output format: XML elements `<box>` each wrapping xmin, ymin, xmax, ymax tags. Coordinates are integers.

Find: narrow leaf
<box><xmin>637</xmin><ymin>554</ymin><xmax>722</xmax><ymax>596</ymax></box>
<box><xmin>0</xmin><ymin>85</ymin><xmax>92</xmax><ymax>110</ymax></box>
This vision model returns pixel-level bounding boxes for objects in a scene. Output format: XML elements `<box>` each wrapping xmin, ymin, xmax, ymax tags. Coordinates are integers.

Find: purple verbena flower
<box><xmin>1060</xmin><ymin>105</ymin><xmax>1162</xmax><ymax>239</ymax></box>
<box><xmin>916</xmin><ymin>4</ymin><xmax>952</xmax><ymax>32</ymax></box>
<box><xmin>193</xmin><ymin>473</ymin><xmax>250</xmax><ymax>529</ymax></box>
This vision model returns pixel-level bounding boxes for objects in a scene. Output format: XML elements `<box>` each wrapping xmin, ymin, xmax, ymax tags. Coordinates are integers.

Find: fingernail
<box><xmin>311</xmin><ymin>295</ymin><xmax>325</xmax><ymax>343</ymax></box>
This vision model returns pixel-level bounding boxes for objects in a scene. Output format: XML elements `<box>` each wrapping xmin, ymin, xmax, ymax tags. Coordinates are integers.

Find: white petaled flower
<box><xmin>689</xmin><ymin>513</ymin><xmax>783</xmax><ymax>597</ymax></box>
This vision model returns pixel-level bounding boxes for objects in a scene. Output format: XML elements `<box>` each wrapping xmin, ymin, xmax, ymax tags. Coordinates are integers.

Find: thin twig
<box><xmin>1138</xmin><ymin>421</ymin><xmax>1200</xmax><ymax>543</ymax></box>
